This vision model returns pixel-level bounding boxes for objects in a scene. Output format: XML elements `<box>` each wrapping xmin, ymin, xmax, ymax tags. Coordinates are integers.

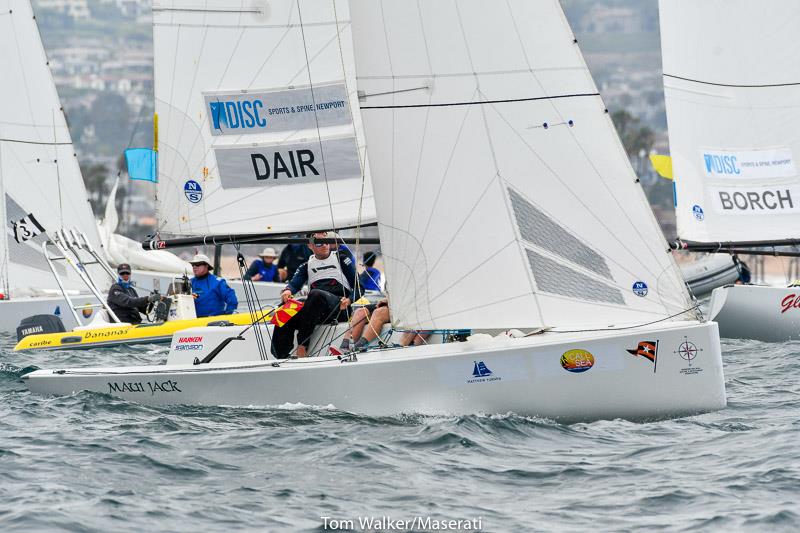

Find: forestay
<box><xmin>0</xmin><ymin>0</ymin><xmax>103</xmax><ymax>295</ymax></box>
<box><xmin>660</xmin><ymin>0</ymin><xmax>800</xmax><ymax>243</ymax></box>
<box><xmin>152</xmin><ymin>0</ymin><xmax>375</xmax><ymax>236</ymax></box>
<box><xmin>350</xmin><ymin>0</ymin><xmax>693</xmax><ymax>330</ymax></box>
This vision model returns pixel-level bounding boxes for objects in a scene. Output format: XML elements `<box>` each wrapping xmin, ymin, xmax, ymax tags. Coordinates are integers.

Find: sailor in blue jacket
<box><xmin>271</xmin><ymin>232</ymin><xmax>360</xmax><ymax>358</ymax></box>
<box><xmin>244</xmin><ymin>247</ymin><xmax>282</xmax><ymax>282</ymax></box>
<box><xmin>189</xmin><ymin>254</ymin><xmax>238</xmax><ymax>317</ymax></box>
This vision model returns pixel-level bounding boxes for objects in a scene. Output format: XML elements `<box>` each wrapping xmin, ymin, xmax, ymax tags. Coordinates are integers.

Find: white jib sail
<box><xmin>0</xmin><ymin>0</ymin><xmax>103</xmax><ymax>295</ymax></box>
<box><xmin>152</xmin><ymin>0</ymin><xmax>375</xmax><ymax>236</ymax></box>
<box><xmin>660</xmin><ymin>0</ymin><xmax>800</xmax><ymax>243</ymax></box>
<box><xmin>350</xmin><ymin>0</ymin><xmax>694</xmax><ymax>330</ymax></box>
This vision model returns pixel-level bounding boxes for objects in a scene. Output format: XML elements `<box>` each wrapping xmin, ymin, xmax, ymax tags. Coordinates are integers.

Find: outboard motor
<box><xmin>152</xmin><ymin>296</ymin><xmax>172</xmax><ymax>322</ymax></box>
<box><xmin>16</xmin><ymin>314</ymin><xmax>66</xmax><ymax>342</ymax></box>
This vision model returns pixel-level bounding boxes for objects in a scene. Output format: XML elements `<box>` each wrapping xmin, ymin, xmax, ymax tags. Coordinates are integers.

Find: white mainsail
<box><xmin>0</xmin><ymin>0</ymin><xmax>103</xmax><ymax>295</ymax></box>
<box><xmin>350</xmin><ymin>0</ymin><xmax>693</xmax><ymax>330</ymax></box>
<box><xmin>660</xmin><ymin>0</ymin><xmax>800</xmax><ymax>243</ymax></box>
<box><xmin>152</xmin><ymin>0</ymin><xmax>375</xmax><ymax>236</ymax></box>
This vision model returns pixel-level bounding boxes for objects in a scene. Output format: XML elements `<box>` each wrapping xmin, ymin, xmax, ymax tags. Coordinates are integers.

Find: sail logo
<box><xmin>692</xmin><ymin>205</ymin><xmax>704</xmax><ymax>221</ymax></box>
<box><xmin>208</xmin><ymin>100</ymin><xmax>267</xmax><ymax>132</ymax></box>
<box><xmin>700</xmin><ymin>147</ymin><xmax>795</xmax><ymax>179</ymax></box>
<box><xmin>703</xmin><ymin>154</ymin><xmax>740</xmax><ymax>176</ymax></box>
<box><xmin>632</xmin><ymin>281</ymin><xmax>648</xmax><ymax>297</ymax></box>
<box><xmin>184</xmin><ymin>180</ymin><xmax>203</xmax><ymax>203</ymax></box>
<box><xmin>214</xmin><ymin>136</ymin><xmax>361</xmax><ymax>190</ymax></box>
<box><xmin>204</xmin><ymin>84</ymin><xmax>351</xmax><ymax>137</ymax></box>
<box><xmin>718</xmin><ymin>189</ymin><xmax>794</xmax><ymax>212</ymax></box>
<box><xmin>560</xmin><ymin>349</ymin><xmax>594</xmax><ymax>373</ymax></box>
<box><xmin>250</xmin><ymin>150</ymin><xmax>319</xmax><ymax>180</ymax></box>
<box><xmin>467</xmin><ymin>360</ymin><xmax>500</xmax><ymax>384</ymax></box>
<box><xmin>710</xmin><ymin>185</ymin><xmax>800</xmax><ymax>215</ymax></box>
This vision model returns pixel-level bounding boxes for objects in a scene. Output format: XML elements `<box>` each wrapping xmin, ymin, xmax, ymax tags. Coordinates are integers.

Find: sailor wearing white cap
<box><xmin>189</xmin><ymin>253</ymin><xmax>238</xmax><ymax>317</ymax></box>
<box><xmin>244</xmin><ymin>247</ymin><xmax>281</xmax><ymax>282</ymax></box>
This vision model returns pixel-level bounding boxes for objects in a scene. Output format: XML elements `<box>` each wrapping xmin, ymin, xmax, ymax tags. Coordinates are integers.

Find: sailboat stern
<box><xmin>709</xmin><ymin>284</ymin><xmax>800</xmax><ymax>341</ymax></box>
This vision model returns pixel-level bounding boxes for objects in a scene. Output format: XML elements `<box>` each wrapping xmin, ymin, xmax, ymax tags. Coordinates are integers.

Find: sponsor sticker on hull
<box><xmin>108</xmin><ymin>380</ymin><xmax>182</xmax><ymax>396</ymax></box>
<box><xmin>560</xmin><ymin>349</ymin><xmax>595</xmax><ymax>373</ymax></box>
<box><xmin>175</xmin><ymin>336</ymin><xmax>204</xmax><ymax>351</ymax></box>
<box><xmin>674</xmin><ymin>337</ymin><xmax>703</xmax><ymax>375</ymax></box>
<box><xmin>780</xmin><ymin>293</ymin><xmax>800</xmax><ymax>314</ymax></box>
<box><xmin>626</xmin><ymin>340</ymin><xmax>658</xmax><ymax>373</ymax></box>
<box><xmin>466</xmin><ymin>360</ymin><xmax>501</xmax><ymax>384</ymax></box>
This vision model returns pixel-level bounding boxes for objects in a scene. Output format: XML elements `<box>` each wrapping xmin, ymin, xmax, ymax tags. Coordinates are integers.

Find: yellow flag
<box><xmin>649</xmin><ymin>154</ymin><xmax>673</xmax><ymax>180</ymax></box>
<box><xmin>153</xmin><ymin>113</ymin><xmax>159</xmax><ymax>152</ymax></box>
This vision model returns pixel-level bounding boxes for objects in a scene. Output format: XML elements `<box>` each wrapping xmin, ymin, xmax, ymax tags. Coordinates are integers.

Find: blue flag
<box><xmin>125</xmin><ymin>148</ymin><xmax>158</xmax><ymax>182</ymax></box>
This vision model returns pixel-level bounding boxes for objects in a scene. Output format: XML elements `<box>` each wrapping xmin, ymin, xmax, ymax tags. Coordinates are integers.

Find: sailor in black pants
<box><xmin>271</xmin><ymin>232</ymin><xmax>360</xmax><ymax>358</ymax></box>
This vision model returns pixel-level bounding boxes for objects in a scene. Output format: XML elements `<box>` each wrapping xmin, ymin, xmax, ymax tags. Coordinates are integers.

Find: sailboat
<box><xmin>0</xmin><ymin>0</ymin><xmax>108</xmax><ymax>333</ymax></box>
<box><xmin>659</xmin><ymin>0</ymin><xmax>800</xmax><ymax>341</ymax></box>
<box><xmin>24</xmin><ymin>0</ymin><xmax>725</xmax><ymax>422</ymax></box>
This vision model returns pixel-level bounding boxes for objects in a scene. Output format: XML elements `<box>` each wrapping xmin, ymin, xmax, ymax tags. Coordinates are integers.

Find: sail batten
<box><xmin>350</xmin><ymin>0</ymin><xmax>693</xmax><ymax>330</ymax></box>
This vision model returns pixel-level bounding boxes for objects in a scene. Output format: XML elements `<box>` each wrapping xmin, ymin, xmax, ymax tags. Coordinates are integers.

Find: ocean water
<box><xmin>1</xmin><ymin>333</ymin><xmax>798</xmax><ymax>532</ymax></box>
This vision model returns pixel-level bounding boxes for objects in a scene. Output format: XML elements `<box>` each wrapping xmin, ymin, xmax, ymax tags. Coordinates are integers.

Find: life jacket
<box><xmin>307</xmin><ymin>251</ymin><xmax>351</xmax><ymax>295</ymax></box>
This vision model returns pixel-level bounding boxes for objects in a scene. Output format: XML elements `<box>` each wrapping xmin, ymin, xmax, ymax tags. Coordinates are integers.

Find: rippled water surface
<box><xmin>1</xmin><ymin>333</ymin><xmax>798</xmax><ymax>532</ymax></box>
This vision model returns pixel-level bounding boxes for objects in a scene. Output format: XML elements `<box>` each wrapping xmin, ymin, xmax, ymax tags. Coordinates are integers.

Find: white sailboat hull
<box><xmin>0</xmin><ymin>295</ymin><xmax>98</xmax><ymax>333</ymax></box>
<box><xmin>23</xmin><ymin>321</ymin><xmax>726</xmax><ymax>422</ymax></box>
<box><xmin>708</xmin><ymin>284</ymin><xmax>800</xmax><ymax>341</ymax></box>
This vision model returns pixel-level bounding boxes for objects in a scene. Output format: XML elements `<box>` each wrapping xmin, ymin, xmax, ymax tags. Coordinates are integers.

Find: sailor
<box><xmin>339</xmin><ymin>299</ymin><xmax>390</xmax><ymax>353</ymax></box>
<box><xmin>733</xmin><ymin>255</ymin><xmax>752</xmax><ymax>284</ymax></box>
<box><xmin>107</xmin><ymin>263</ymin><xmax>160</xmax><ymax>324</ymax></box>
<box><xmin>277</xmin><ymin>242</ymin><xmax>312</xmax><ymax>283</ymax></box>
<box><xmin>271</xmin><ymin>232</ymin><xmax>360</xmax><ymax>358</ymax></box>
<box><xmin>189</xmin><ymin>253</ymin><xmax>238</xmax><ymax>317</ymax></box>
<box><xmin>358</xmin><ymin>251</ymin><xmax>383</xmax><ymax>292</ymax></box>
<box><xmin>339</xmin><ymin>299</ymin><xmax>430</xmax><ymax>353</ymax></box>
<box><xmin>244</xmin><ymin>247</ymin><xmax>281</xmax><ymax>282</ymax></box>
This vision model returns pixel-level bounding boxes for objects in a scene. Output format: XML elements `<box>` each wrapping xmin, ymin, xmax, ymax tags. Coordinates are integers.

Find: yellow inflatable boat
<box><xmin>14</xmin><ymin>311</ymin><xmax>267</xmax><ymax>352</ymax></box>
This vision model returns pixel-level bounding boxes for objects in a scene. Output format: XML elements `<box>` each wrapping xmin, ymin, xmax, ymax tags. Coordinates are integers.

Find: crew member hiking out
<box><xmin>271</xmin><ymin>232</ymin><xmax>360</xmax><ymax>358</ymax></box>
